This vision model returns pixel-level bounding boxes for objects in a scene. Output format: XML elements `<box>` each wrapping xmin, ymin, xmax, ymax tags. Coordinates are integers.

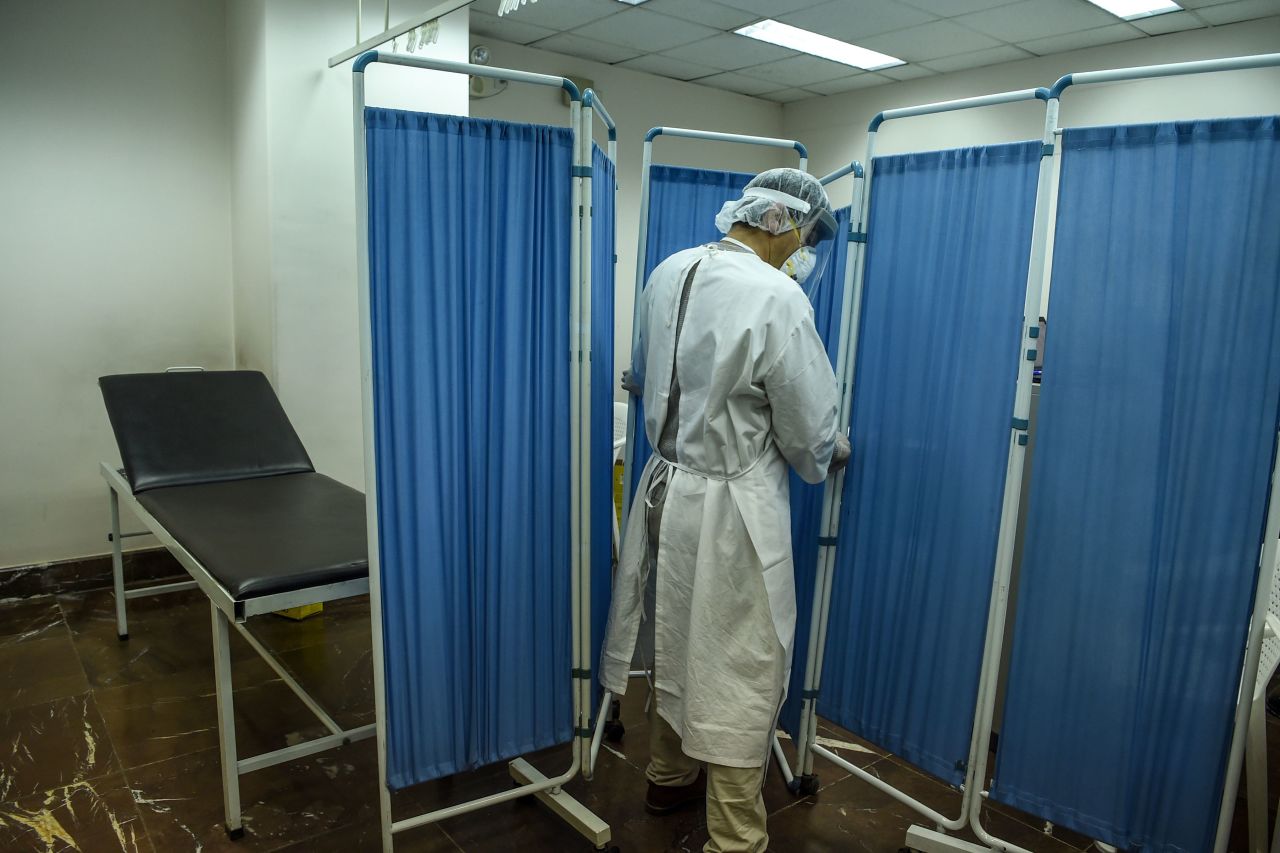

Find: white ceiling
<box><xmin>467</xmin><ymin>0</ymin><xmax>1279</xmax><ymax>102</ymax></box>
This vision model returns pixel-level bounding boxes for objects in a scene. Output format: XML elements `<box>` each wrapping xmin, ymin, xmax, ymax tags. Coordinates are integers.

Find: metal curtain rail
<box><xmin>961</xmin><ymin>51</ymin><xmax>1280</xmax><ymax>853</ymax></box>
<box><xmin>793</xmin><ymin>86</ymin><xmax>1051</xmax><ymax>846</ymax></box>
<box><xmin>583</xmin><ymin>89</ymin><xmax>618</xmax><ymax>166</ymax></box>
<box><xmin>351</xmin><ymin>51</ymin><xmax>610</xmax><ymax>852</ymax></box>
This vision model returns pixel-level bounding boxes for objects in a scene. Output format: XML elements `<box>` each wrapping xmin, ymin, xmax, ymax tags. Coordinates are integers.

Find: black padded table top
<box><xmin>137</xmin><ymin>472</ymin><xmax>368</xmax><ymax>601</ymax></box>
<box><xmin>100</xmin><ymin>371</ymin><xmax>314</xmax><ymax>494</ymax></box>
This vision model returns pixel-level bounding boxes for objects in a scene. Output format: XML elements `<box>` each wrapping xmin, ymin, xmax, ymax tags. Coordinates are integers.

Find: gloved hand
<box><xmin>829</xmin><ymin>434</ymin><xmax>851</xmax><ymax>474</ymax></box>
<box><xmin>621</xmin><ymin>368</ymin><xmax>643</xmax><ymax>397</ymax></box>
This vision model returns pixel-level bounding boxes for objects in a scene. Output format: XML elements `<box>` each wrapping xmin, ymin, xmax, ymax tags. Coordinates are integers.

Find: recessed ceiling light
<box><xmin>1084</xmin><ymin>0</ymin><xmax>1181</xmax><ymax>19</ymax></box>
<box><xmin>735</xmin><ymin>19</ymin><xmax>904</xmax><ymax>70</ymax></box>
<box><xmin>615</xmin><ymin>0</ymin><xmax>650</xmax><ymax>5</ymax></box>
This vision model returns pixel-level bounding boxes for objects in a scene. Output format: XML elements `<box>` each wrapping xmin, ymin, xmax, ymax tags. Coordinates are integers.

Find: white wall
<box><xmin>229</xmin><ymin>0</ymin><xmax>275</xmax><ymax>377</ymax></box>
<box><xmin>228</xmin><ymin>0</ymin><xmax>470</xmax><ymax>489</ymax></box>
<box><xmin>0</xmin><ymin>0</ymin><xmax>234</xmax><ymax>567</ymax></box>
<box><xmin>784</xmin><ymin>17</ymin><xmax>1280</xmax><ymax>174</ymax></box>
<box><xmin>469</xmin><ymin>39</ymin><xmax>788</xmax><ymax>387</ymax></box>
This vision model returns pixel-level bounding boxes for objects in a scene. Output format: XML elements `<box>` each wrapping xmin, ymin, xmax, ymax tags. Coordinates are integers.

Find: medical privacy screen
<box><xmin>365</xmin><ymin>109</ymin><xmax>612</xmax><ymax>788</ymax></box>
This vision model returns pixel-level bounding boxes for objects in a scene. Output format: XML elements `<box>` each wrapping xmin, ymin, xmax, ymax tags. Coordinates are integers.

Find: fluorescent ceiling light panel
<box><xmin>615</xmin><ymin>0</ymin><xmax>651</xmax><ymax>5</ymax></box>
<box><xmin>1084</xmin><ymin>0</ymin><xmax>1180</xmax><ymax>19</ymax></box>
<box><xmin>735</xmin><ymin>19</ymin><xmax>904</xmax><ymax>70</ymax></box>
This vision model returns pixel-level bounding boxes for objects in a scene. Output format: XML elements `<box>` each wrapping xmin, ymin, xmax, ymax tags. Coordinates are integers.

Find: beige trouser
<box><xmin>646</xmin><ymin>700</ymin><xmax>769</xmax><ymax>853</ymax></box>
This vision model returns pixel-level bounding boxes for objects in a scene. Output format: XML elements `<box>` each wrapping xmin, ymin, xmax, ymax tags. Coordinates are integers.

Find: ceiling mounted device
<box><xmin>498</xmin><ymin>0</ymin><xmax>537</xmax><ymax>16</ymax></box>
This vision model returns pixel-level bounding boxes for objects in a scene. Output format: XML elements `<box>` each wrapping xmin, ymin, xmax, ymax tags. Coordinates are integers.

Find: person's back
<box><xmin>638</xmin><ymin>244</ymin><xmax>828</xmax><ymax>482</ymax></box>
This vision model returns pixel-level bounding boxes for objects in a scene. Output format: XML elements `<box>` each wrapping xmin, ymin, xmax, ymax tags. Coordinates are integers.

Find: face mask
<box><xmin>783</xmin><ymin>246</ymin><xmax>816</xmax><ymax>284</ymax></box>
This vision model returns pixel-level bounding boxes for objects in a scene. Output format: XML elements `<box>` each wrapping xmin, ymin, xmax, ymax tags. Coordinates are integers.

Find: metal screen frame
<box><xmin>351</xmin><ymin>51</ymin><xmax>611</xmax><ymax>852</ymax></box>
<box><xmin>790</xmin><ymin>87</ymin><xmax>1053</xmax><ymax>845</ymax></box>
<box><xmin>611</xmin><ymin>126</ymin><xmax>868</xmax><ymax>793</ymax></box>
<box><xmin>955</xmin><ymin>52</ymin><xmax>1280</xmax><ymax>853</ymax></box>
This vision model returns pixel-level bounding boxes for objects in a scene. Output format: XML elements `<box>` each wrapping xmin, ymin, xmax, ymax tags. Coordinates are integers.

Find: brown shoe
<box><xmin>644</xmin><ymin>770</ymin><xmax>706</xmax><ymax>815</ymax></box>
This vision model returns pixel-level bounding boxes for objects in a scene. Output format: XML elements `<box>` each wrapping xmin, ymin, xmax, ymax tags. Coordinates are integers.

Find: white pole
<box><xmin>109</xmin><ymin>489</ymin><xmax>129</xmax><ymax>639</ymax></box>
<box><xmin>351</xmin><ymin>60</ymin><xmax>396</xmax><ymax>853</ymax></box>
<box><xmin>578</xmin><ymin>101</ymin><xmax>596</xmax><ymax>780</ymax></box>
<box><xmin>1059</xmin><ymin>52</ymin><xmax>1280</xmax><ymax>92</ymax></box>
<box><xmin>874</xmin><ymin>88</ymin><xmax>1046</xmax><ymax>127</ymax></box>
<box><xmin>797</xmin><ymin>135</ymin><xmax>874</xmax><ymax>782</ymax></box>
<box><xmin>967</xmin><ymin>96</ymin><xmax>1059</xmax><ymax>853</ymax></box>
<box><xmin>798</xmin><ymin>144</ymin><xmax>870</xmax><ymax>778</ymax></box>
<box><xmin>567</xmin><ymin>96</ymin><xmax>586</xmax><ymax>797</ymax></box>
<box><xmin>648</xmin><ymin>126</ymin><xmax>806</xmax><ymax>152</ymax></box>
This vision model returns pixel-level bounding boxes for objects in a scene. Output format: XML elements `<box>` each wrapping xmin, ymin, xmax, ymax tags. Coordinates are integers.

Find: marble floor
<box><xmin>0</xmin><ymin>576</ymin><xmax>1270</xmax><ymax>852</ymax></box>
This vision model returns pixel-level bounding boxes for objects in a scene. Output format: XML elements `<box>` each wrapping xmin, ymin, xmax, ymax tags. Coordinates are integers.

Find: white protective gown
<box><xmin>600</xmin><ymin>241</ymin><xmax>840</xmax><ymax>768</ymax></box>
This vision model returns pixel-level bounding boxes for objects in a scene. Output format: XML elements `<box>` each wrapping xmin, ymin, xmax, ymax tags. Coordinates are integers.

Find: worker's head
<box><xmin>715</xmin><ymin>168</ymin><xmax>837</xmax><ymax>292</ymax></box>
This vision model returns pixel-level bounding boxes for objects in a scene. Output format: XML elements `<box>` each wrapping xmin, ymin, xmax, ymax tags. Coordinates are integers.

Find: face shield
<box><xmin>782</xmin><ymin>206</ymin><xmax>838</xmax><ymax>302</ymax></box>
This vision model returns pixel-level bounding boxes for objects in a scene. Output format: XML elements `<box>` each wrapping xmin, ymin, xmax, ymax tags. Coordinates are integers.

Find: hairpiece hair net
<box><xmin>714</xmin><ymin>168</ymin><xmax>834</xmax><ymax>236</ymax></box>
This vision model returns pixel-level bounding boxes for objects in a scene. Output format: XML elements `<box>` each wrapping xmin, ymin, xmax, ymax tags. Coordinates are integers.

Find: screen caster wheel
<box><xmin>787</xmin><ymin>773</ymin><xmax>820</xmax><ymax>796</ymax></box>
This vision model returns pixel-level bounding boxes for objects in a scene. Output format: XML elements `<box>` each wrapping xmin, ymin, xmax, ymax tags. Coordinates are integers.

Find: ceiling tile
<box><xmin>1179</xmin><ymin>0</ymin><xmax>1258</xmax><ymax>6</ymax></box>
<box><xmin>661</xmin><ymin>32</ymin><xmax>799</xmax><ymax>70</ymax></box>
<box><xmin>859</xmin><ymin>19</ymin><xmax>1003</xmax><ymax>60</ymax></box>
<box><xmin>1195</xmin><ymin>0</ymin><xmax>1280</xmax><ymax>24</ymax></box>
<box><xmin>531</xmin><ymin>33</ymin><xmax>642</xmax><ymax>63</ymax></box>
<box><xmin>468</xmin><ymin>11</ymin><xmax>559</xmax><ymax>45</ymax></box>
<box><xmin>476</xmin><ymin>0</ymin><xmax>622</xmax><ymax>31</ymax></box>
<box><xmin>759</xmin><ymin>87</ymin><xmax>821</xmax><ymax>103</ymax></box>
<box><xmin>954</xmin><ymin>0</ymin><xmax>1118</xmax><ymax>42</ymax></box>
<box><xmin>1018</xmin><ymin>22</ymin><xmax>1143</xmax><ymax>54</ymax></box>
<box><xmin>1128</xmin><ymin>9</ymin><xmax>1207</xmax><ymax>33</ymax></box>
<box><xmin>778</xmin><ymin>0</ymin><xmax>937</xmax><ymax>41</ymax></box>
<box><xmin>877</xmin><ymin>62</ymin><xmax>938</xmax><ymax>80</ymax></box>
<box><xmin>569</xmin><ymin>8</ymin><xmax>721</xmax><ymax>52</ymax></box>
<box><xmin>717</xmin><ymin>0</ymin><xmax>825</xmax><ymax>15</ymax></box>
<box><xmin>740</xmin><ymin>54</ymin><xmax>857</xmax><ymax>87</ymax></box>
<box><xmin>923</xmin><ymin>44</ymin><xmax>1034</xmax><ymax>72</ymax></box>
<box><xmin>616</xmin><ymin>53</ymin><xmax>720</xmax><ymax>80</ymax></box>
<box><xmin>806</xmin><ymin>72</ymin><xmax>893</xmax><ymax>94</ymax></box>
<box><xmin>696</xmin><ymin>71</ymin><xmax>784</xmax><ymax>95</ymax></box>
<box><xmin>638</xmin><ymin>0</ymin><xmax>762</xmax><ymax>29</ymax></box>
<box><xmin>1131</xmin><ymin>9</ymin><xmax>1208</xmax><ymax>31</ymax></box>
<box><xmin>898</xmin><ymin>0</ymin><xmax>1023</xmax><ymax>14</ymax></box>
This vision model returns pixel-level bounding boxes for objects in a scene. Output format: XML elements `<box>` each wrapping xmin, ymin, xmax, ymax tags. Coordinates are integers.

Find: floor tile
<box><xmin>278</xmin><ymin>817</ymin><xmax>461</xmax><ymax>852</ymax></box>
<box><xmin>0</xmin><ymin>627</ymin><xmax>89</xmax><ymax>711</ymax></box>
<box><xmin>272</xmin><ymin>640</ymin><xmax>375</xmax><ymax>730</ymax></box>
<box><xmin>859</xmin><ymin>759</ymin><xmax>1082</xmax><ymax>852</ymax></box>
<box><xmin>248</xmin><ymin>597</ymin><xmax>372</xmax><ymax>658</ymax></box>
<box><xmin>0</xmin><ymin>693</ymin><xmax>121</xmax><ymax>803</ymax></box>
<box><xmin>0</xmin><ymin>597</ymin><xmax>63</xmax><ymax>646</ymax></box>
<box><xmin>0</xmin><ymin>772</ymin><xmax>150</xmax><ymax>853</ymax></box>
<box><xmin>62</xmin><ymin>589</ymin><xmax>255</xmax><ymax>689</ymax></box>
<box><xmin>94</xmin><ymin>657</ymin><xmax>325</xmax><ymax>771</ymax></box>
<box><xmin>128</xmin><ymin>743</ymin><xmax>371</xmax><ymax>852</ymax></box>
